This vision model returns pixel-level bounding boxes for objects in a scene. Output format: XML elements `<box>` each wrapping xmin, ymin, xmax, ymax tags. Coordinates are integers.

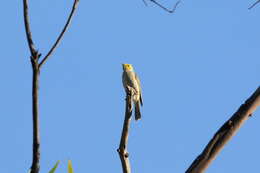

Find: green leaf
<box><xmin>48</xmin><ymin>161</ymin><xmax>60</xmax><ymax>173</ymax></box>
<box><xmin>68</xmin><ymin>160</ymin><xmax>74</xmax><ymax>173</ymax></box>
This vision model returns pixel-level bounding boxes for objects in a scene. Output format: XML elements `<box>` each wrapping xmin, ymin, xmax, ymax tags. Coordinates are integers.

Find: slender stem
<box><xmin>23</xmin><ymin>0</ymin><xmax>37</xmax><ymax>56</ymax></box>
<box><xmin>30</xmin><ymin>57</ymin><xmax>40</xmax><ymax>173</ymax></box>
<box><xmin>39</xmin><ymin>0</ymin><xmax>80</xmax><ymax>68</ymax></box>
<box><xmin>186</xmin><ymin>86</ymin><xmax>260</xmax><ymax>173</ymax></box>
<box><xmin>117</xmin><ymin>94</ymin><xmax>132</xmax><ymax>173</ymax></box>
<box><xmin>248</xmin><ymin>0</ymin><xmax>260</xmax><ymax>9</ymax></box>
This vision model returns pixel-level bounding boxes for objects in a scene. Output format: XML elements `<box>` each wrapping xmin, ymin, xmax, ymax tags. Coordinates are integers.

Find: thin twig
<box><xmin>142</xmin><ymin>0</ymin><xmax>148</xmax><ymax>6</ymax></box>
<box><xmin>117</xmin><ymin>94</ymin><xmax>133</xmax><ymax>173</ymax></box>
<box><xmin>23</xmin><ymin>0</ymin><xmax>37</xmax><ymax>57</ymax></box>
<box><xmin>150</xmin><ymin>0</ymin><xmax>180</xmax><ymax>13</ymax></box>
<box><xmin>248</xmin><ymin>0</ymin><xmax>260</xmax><ymax>9</ymax></box>
<box><xmin>186</xmin><ymin>86</ymin><xmax>260</xmax><ymax>173</ymax></box>
<box><xmin>39</xmin><ymin>0</ymin><xmax>79</xmax><ymax>68</ymax></box>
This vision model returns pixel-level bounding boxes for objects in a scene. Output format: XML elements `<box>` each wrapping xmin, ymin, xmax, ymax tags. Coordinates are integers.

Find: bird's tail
<box><xmin>134</xmin><ymin>101</ymin><xmax>141</xmax><ymax>121</ymax></box>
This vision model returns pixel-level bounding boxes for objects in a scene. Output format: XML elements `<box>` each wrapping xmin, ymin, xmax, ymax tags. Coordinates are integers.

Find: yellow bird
<box><xmin>122</xmin><ymin>64</ymin><xmax>143</xmax><ymax>120</ymax></box>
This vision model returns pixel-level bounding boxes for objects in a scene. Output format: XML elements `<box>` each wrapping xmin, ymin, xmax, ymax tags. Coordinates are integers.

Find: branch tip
<box><xmin>142</xmin><ymin>0</ymin><xmax>148</xmax><ymax>6</ymax></box>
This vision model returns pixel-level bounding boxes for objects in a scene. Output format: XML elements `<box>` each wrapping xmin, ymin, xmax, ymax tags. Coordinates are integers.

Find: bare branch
<box><xmin>23</xmin><ymin>0</ymin><xmax>37</xmax><ymax>57</ymax></box>
<box><xmin>23</xmin><ymin>1</ymin><xmax>41</xmax><ymax>173</ymax></box>
<box><xmin>30</xmin><ymin>57</ymin><xmax>41</xmax><ymax>173</ymax></box>
<box><xmin>39</xmin><ymin>0</ymin><xmax>80</xmax><ymax>68</ymax></box>
<box><xmin>186</xmin><ymin>86</ymin><xmax>260</xmax><ymax>173</ymax></box>
<box><xmin>117</xmin><ymin>94</ymin><xmax>133</xmax><ymax>173</ymax></box>
<box><xmin>150</xmin><ymin>0</ymin><xmax>180</xmax><ymax>13</ymax></box>
<box><xmin>249</xmin><ymin>0</ymin><xmax>260</xmax><ymax>10</ymax></box>
<box><xmin>23</xmin><ymin>1</ymin><xmax>79</xmax><ymax>173</ymax></box>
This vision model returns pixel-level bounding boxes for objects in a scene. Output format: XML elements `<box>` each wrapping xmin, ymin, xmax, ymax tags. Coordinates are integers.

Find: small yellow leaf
<box><xmin>68</xmin><ymin>160</ymin><xmax>74</xmax><ymax>173</ymax></box>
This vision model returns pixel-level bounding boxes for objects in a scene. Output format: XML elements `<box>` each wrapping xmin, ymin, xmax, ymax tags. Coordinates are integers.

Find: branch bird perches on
<box><xmin>117</xmin><ymin>93</ymin><xmax>133</xmax><ymax>173</ymax></box>
<box><xmin>186</xmin><ymin>86</ymin><xmax>260</xmax><ymax>173</ymax></box>
<box><xmin>22</xmin><ymin>1</ymin><xmax>79</xmax><ymax>173</ymax></box>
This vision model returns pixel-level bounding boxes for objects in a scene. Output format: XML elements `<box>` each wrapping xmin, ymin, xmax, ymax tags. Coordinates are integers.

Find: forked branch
<box><xmin>150</xmin><ymin>0</ymin><xmax>181</xmax><ymax>13</ymax></box>
<box><xmin>186</xmin><ymin>86</ymin><xmax>260</xmax><ymax>173</ymax></box>
<box><xmin>117</xmin><ymin>94</ymin><xmax>133</xmax><ymax>173</ymax></box>
<box><xmin>23</xmin><ymin>1</ymin><xmax>79</xmax><ymax>173</ymax></box>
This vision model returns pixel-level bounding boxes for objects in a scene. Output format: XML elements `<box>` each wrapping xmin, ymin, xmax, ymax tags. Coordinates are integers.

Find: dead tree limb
<box><xmin>22</xmin><ymin>1</ymin><xmax>79</xmax><ymax>173</ymax></box>
<box><xmin>248</xmin><ymin>0</ymin><xmax>260</xmax><ymax>9</ymax></box>
<box><xmin>117</xmin><ymin>94</ymin><xmax>133</xmax><ymax>173</ymax></box>
<box><xmin>186</xmin><ymin>86</ymin><xmax>260</xmax><ymax>173</ymax></box>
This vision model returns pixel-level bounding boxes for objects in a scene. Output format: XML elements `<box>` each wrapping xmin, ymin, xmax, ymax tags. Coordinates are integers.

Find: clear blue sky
<box><xmin>0</xmin><ymin>0</ymin><xmax>259</xmax><ymax>173</ymax></box>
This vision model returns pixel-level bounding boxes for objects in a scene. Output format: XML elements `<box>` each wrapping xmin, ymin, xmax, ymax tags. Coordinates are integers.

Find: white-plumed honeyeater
<box><xmin>122</xmin><ymin>64</ymin><xmax>143</xmax><ymax>120</ymax></box>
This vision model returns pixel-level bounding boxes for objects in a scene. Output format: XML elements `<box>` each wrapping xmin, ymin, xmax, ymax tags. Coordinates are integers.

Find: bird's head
<box><xmin>122</xmin><ymin>64</ymin><xmax>134</xmax><ymax>71</ymax></box>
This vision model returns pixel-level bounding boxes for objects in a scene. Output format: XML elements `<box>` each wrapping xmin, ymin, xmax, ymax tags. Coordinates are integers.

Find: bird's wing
<box><xmin>135</xmin><ymin>72</ymin><xmax>143</xmax><ymax>106</ymax></box>
<box><xmin>122</xmin><ymin>71</ymin><xmax>130</xmax><ymax>93</ymax></box>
